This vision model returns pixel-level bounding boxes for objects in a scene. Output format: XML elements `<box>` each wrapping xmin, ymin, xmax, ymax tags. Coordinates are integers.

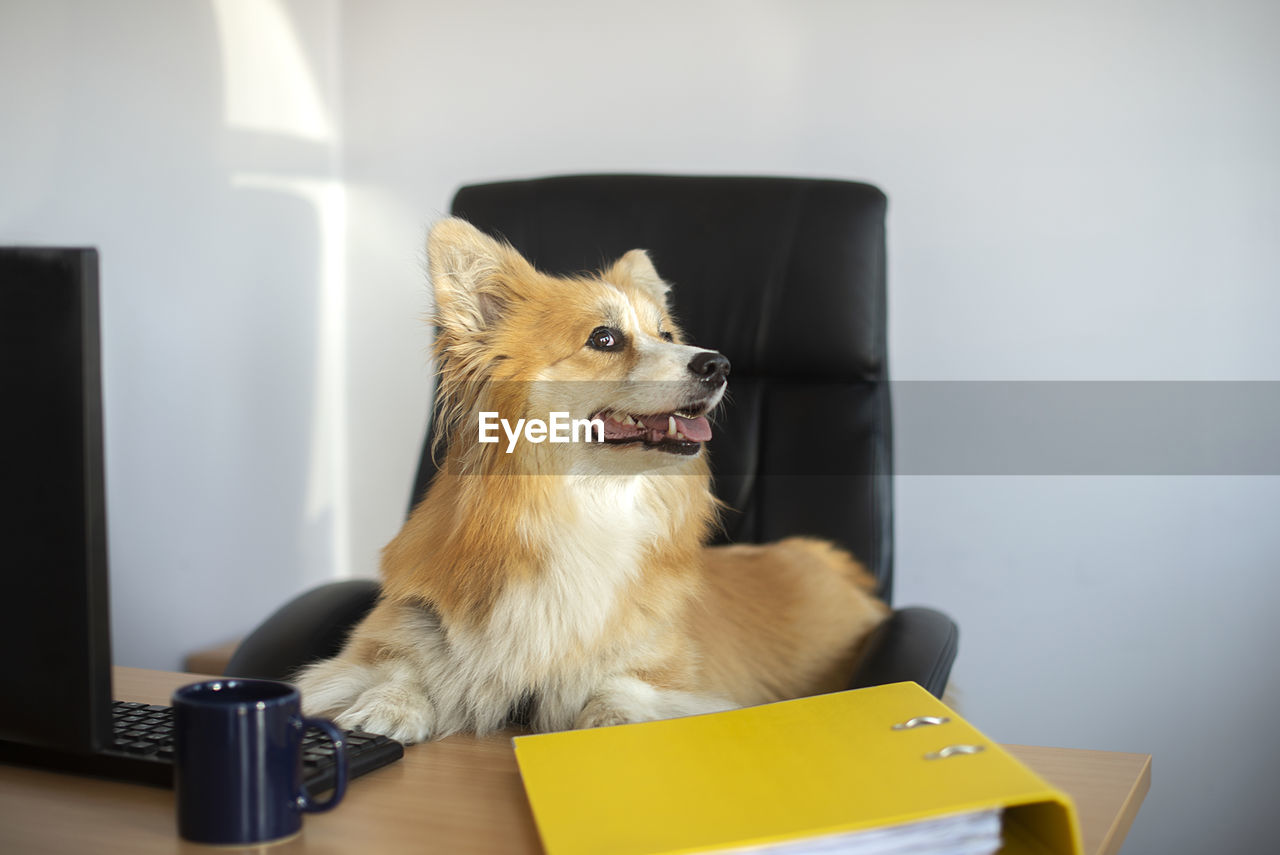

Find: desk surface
<box><xmin>0</xmin><ymin>667</ymin><xmax>1150</xmax><ymax>855</ymax></box>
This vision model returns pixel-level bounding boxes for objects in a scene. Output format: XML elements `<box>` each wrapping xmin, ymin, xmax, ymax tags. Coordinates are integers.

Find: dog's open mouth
<box><xmin>592</xmin><ymin>409</ymin><xmax>712</xmax><ymax>456</ymax></box>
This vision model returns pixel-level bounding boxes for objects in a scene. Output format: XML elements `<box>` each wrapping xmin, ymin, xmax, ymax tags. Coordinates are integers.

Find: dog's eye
<box><xmin>587</xmin><ymin>326</ymin><xmax>623</xmax><ymax>351</ymax></box>
<box><xmin>659</xmin><ymin>330</ymin><xmax>674</xmax><ymax>342</ymax></box>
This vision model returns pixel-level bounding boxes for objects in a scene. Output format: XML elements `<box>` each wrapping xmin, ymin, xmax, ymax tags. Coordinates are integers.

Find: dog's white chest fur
<box><xmin>497</xmin><ymin>480</ymin><xmax>650</xmax><ymax>663</ymax></box>
<box><xmin>452</xmin><ymin>476</ymin><xmax>663</xmax><ymax>705</ymax></box>
<box><xmin>471</xmin><ymin>478</ymin><xmax>655</xmax><ymax>670</ymax></box>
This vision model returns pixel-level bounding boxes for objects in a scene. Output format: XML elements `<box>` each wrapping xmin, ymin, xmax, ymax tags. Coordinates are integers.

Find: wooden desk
<box><xmin>0</xmin><ymin>668</ymin><xmax>1150</xmax><ymax>855</ymax></box>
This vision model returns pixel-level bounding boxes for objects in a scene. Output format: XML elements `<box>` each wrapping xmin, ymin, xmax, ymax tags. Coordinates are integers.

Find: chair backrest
<box><xmin>410</xmin><ymin>175</ymin><xmax>895</xmax><ymax>602</ymax></box>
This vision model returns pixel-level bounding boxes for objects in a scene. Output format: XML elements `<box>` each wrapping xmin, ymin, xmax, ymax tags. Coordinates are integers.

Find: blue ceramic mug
<box><xmin>173</xmin><ymin>679</ymin><xmax>348</xmax><ymax>845</ymax></box>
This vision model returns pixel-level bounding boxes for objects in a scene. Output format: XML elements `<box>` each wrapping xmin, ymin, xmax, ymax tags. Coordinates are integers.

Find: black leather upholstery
<box><xmin>230</xmin><ymin>175</ymin><xmax>958</xmax><ymax>698</ymax></box>
<box><xmin>226</xmin><ymin>580</ymin><xmax>380</xmax><ymax>683</ymax></box>
<box><xmin>846</xmin><ymin>607</ymin><xmax>959</xmax><ymax>696</ymax></box>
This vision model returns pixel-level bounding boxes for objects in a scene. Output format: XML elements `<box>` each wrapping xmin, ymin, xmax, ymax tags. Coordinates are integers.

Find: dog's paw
<box><xmin>295</xmin><ymin>660</ymin><xmax>373</xmax><ymax>720</ymax></box>
<box><xmin>573</xmin><ymin>699</ymin><xmax>632</xmax><ymax>730</ymax></box>
<box><xmin>335</xmin><ymin>681</ymin><xmax>436</xmax><ymax>744</ymax></box>
<box><xmin>574</xmin><ymin>676</ymin><xmax>739</xmax><ymax>731</ymax></box>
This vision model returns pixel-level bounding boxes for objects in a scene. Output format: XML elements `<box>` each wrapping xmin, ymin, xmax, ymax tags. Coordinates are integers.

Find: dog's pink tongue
<box><xmin>675</xmin><ymin>414</ymin><xmax>712</xmax><ymax>442</ymax></box>
<box><xmin>635</xmin><ymin>413</ymin><xmax>713</xmax><ymax>442</ymax></box>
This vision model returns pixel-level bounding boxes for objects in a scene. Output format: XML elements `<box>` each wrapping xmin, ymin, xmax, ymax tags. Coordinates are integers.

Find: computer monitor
<box><xmin>0</xmin><ymin>249</ymin><xmax>406</xmax><ymax>789</ymax></box>
<box><xmin>0</xmin><ymin>247</ymin><xmax>114</xmax><ymax>754</ymax></box>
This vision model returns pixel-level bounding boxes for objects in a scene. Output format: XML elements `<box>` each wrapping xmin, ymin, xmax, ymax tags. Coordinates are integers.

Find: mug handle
<box><xmin>297</xmin><ymin>717</ymin><xmax>349</xmax><ymax>813</ymax></box>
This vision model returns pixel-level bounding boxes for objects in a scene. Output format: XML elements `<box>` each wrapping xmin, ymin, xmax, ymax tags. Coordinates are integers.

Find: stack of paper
<box><xmin>726</xmin><ymin>810</ymin><xmax>1002</xmax><ymax>855</ymax></box>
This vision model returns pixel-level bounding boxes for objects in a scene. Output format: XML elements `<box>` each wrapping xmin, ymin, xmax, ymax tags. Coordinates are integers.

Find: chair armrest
<box><xmin>225</xmin><ymin>579</ymin><xmax>381</xmax><ymax>682</ymax></box>
<box><xmin>846</xmin><ymin>606</ymin><xmax>959</xmax><ymax>698</ymax></box>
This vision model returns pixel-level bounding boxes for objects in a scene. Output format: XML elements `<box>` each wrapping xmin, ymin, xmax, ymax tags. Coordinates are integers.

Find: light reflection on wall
<box><xmin>211</xmin><ymin>0</ymin><xmax>334</xmax><ymax>142</ymax></box>
<box><xmin>213</xmin><ymin>0</ymin><xmax>350</xmax><ymax>578</ymax></box>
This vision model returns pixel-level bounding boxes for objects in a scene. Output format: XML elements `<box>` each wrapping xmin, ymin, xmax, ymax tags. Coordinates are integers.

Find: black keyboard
<box><xmin>109</xmin><ymin>700</ymin><xmax>404</xmax><ymax>795</ymax></box>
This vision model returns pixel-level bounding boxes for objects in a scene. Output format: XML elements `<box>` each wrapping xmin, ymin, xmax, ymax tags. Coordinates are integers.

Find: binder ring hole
<box><xmin>891</xmin><ymin>716</ymin><xmax>950</xmax><ymax>730</ymax></box>
<box><xmin>925</xmin><ymin>744</ymin><xmax>985</xmax><ymax>760</ymax></box>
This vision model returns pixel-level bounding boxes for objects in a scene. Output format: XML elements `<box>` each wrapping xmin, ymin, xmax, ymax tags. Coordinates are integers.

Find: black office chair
<box><xmin>227</xmin><ymin>175</ymin><xmax>959</xmax><ymax>697</ymax></box>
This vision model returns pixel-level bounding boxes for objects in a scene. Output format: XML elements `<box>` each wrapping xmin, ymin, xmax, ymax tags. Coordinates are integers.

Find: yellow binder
<box><xmin>513</xmin><ymin>682</ymin><xmax>1082</xmax><ymax>855</ymax></box>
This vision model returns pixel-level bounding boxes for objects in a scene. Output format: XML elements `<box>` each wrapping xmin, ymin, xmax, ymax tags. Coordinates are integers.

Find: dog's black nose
<box><xmin>688</xmin><ymin>350</ymin><xmax>730</xmax><ymax>384</ymax></box>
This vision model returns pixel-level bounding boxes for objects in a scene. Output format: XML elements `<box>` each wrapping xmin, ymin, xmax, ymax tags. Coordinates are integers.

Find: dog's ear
<box><xmin>427</xmin><ymin>218</ymin><xmax>528</xmax><ymax>333</ymax></box>
<box><xmin>609</xmin><ymin>249</ymin><xmax>670</xmax><ymax>306</ymax></box>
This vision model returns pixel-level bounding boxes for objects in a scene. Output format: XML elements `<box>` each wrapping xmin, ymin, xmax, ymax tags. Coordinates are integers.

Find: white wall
<box><xmin>0</xmin><ymin>0</ymin><xmax>347</xmax><ymax>664</ymax></box>
<box><xmin>3</xmin><ymin>2</ymin><xmax>1277</xmax><ymax>853</ymax></box>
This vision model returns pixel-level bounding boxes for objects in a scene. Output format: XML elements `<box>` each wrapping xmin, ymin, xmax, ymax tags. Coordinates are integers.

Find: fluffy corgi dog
<box><xmin>295</xmin><ymin>218</ymin><xmax>888</xmax><ymax>742</ymax></box>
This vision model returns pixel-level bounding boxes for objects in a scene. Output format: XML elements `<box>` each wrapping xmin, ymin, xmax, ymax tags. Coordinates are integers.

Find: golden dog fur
<box><xmin>295</xmin><ymin>218</ymin><xmax>888</xmax><ymax>741</ymax></box>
